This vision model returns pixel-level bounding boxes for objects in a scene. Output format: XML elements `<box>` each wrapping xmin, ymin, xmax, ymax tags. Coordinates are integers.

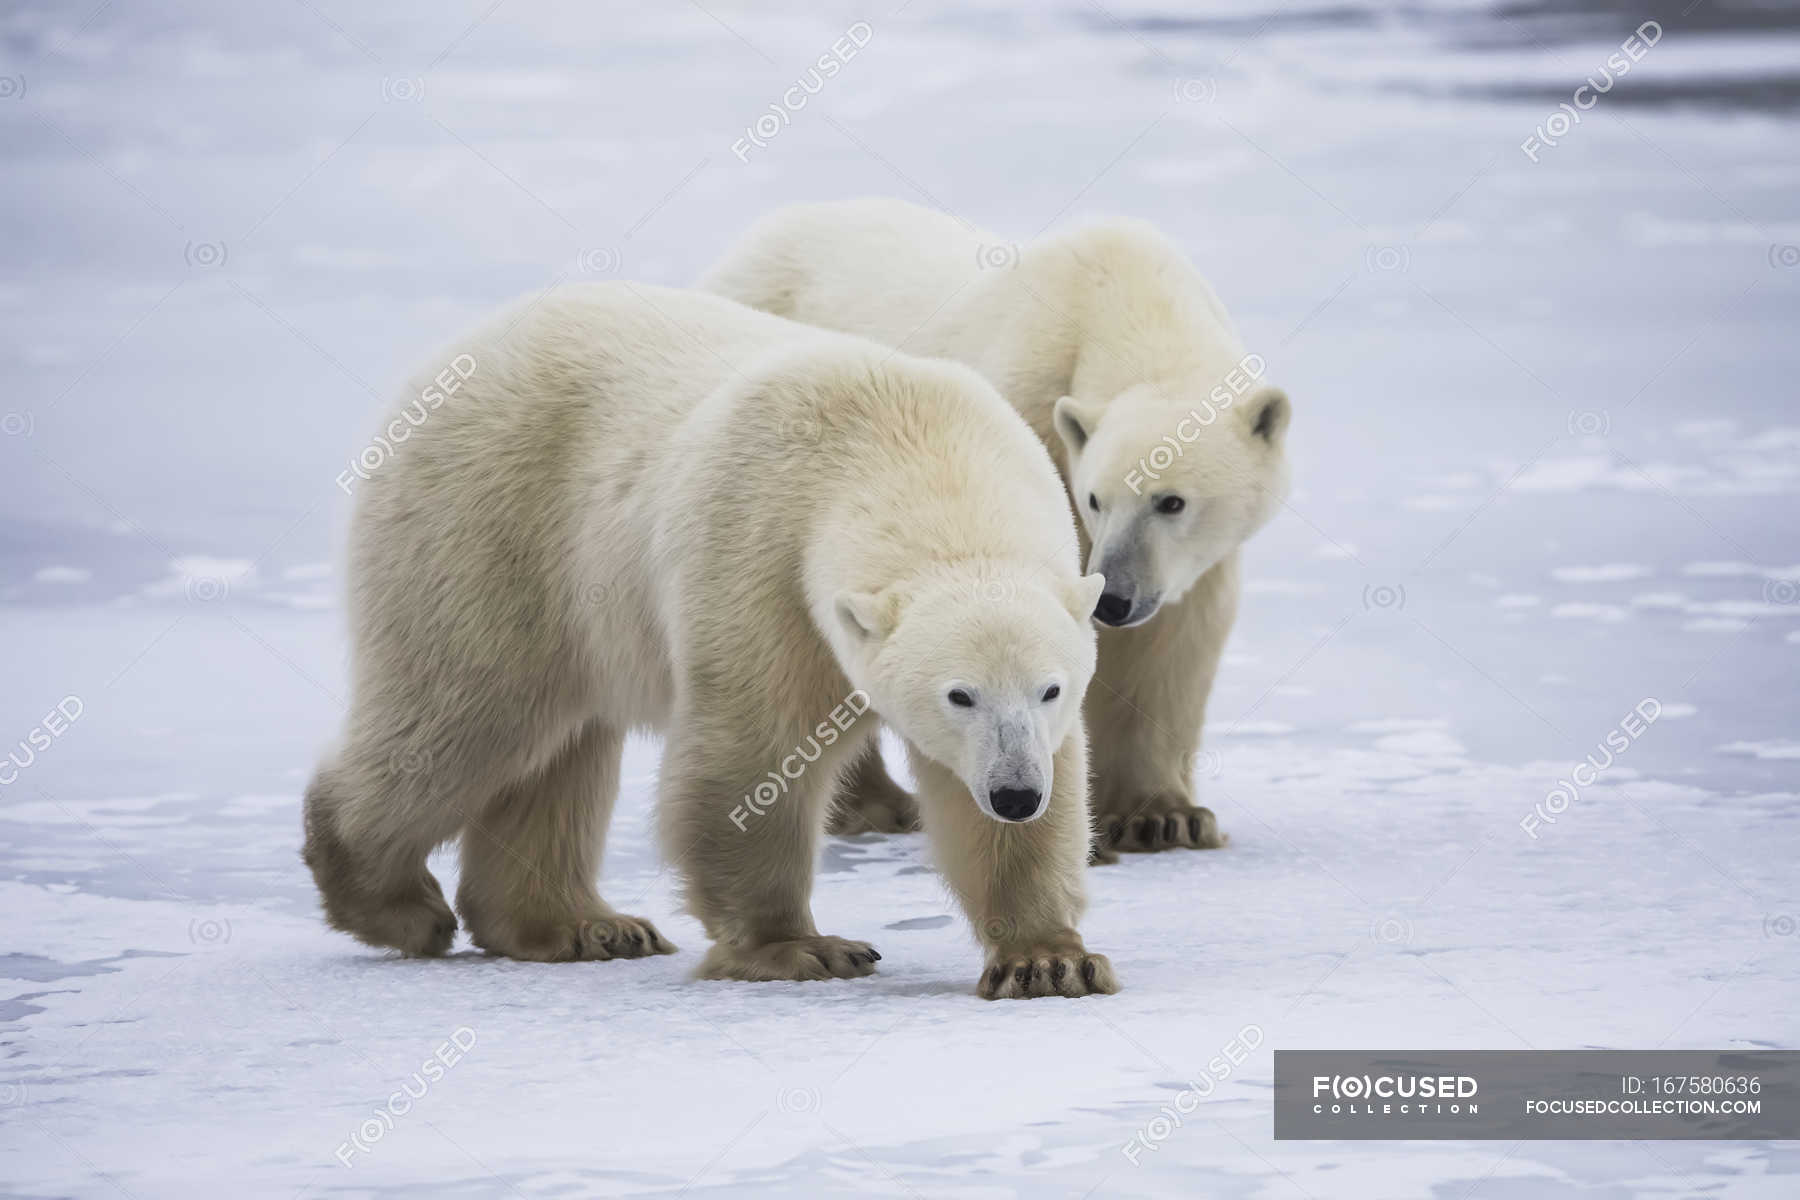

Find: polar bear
<box><xmin>301</xmin><ymin>283</ymin><xmax>1117</xmax><ymax>999</ymax></box>
<box><xmin>704</xmin><ymin>198</ymin><xmax>1291</xmax><ymax>859</ymax></box>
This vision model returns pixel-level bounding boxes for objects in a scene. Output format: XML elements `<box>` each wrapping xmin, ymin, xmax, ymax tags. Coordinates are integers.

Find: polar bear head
<box><xmin>1053</xmin><ymin>378</ymin><xmax>1290</xmax><ymax>627</ymax></box>
<box><xmin>834</xmin><ymin>567</ymin><xmax>1102</xmax><ymax>822</ymax></box>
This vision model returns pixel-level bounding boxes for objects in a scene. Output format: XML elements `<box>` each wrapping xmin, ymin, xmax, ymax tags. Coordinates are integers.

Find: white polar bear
<box><xmin>704</xmin><ymin>198</ymin><xmax>1291</xmax><ymax>858</ymax></box>
<box><xmin>302</xmin><ymin>282</ymin><xmax>1117</xmax><ymax>999</ymax></box>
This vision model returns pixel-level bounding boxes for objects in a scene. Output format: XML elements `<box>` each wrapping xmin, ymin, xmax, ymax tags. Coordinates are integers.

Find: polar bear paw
<box><xmin>699</xmin><ymin>936</ymin><xmax>881</xmax><ymax>982</ymax></box>
<box><xmin>978</xmin><ymin>947</ymin><xmax>1118</xmax><ymax>999</ymax></box>
<box><xmin>468</xmin><ymin>910</ymin><xmax>677</xmax><ymax>963</ymax></box>
<box><xmin>827</xmin><ymin>779</ymin><xmax>921</xmax><ymax>835</ymax></box>
<box><xmin>1091</xmin><ymin>799</ymin><xmax>1226</xmax><ymax>862</ymax></box>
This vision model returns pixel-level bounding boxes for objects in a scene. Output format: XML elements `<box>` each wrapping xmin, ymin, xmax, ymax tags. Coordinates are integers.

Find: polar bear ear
<box><xmin>1246</xmin><ymin>387</ymin><xmax>1290</xmax><ymax>446</ymax></box>
<box><xmin>836</xmin><ymin>588</ymin><xmax>902</xmax><ymax>643</ymax></box>
<box><xmin>1052</xmin><ymin>395</ymin><xmax>1101</xmax><ymax>454</ymax></box>
<box><xmin>1062</xmin><ymin>573</ymin><xmax>1106</xmax><ymax>623</ymax></box>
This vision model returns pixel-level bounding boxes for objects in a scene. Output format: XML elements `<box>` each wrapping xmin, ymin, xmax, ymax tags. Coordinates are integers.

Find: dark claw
<box><xmin>985</xmin><ymin>965</ymin><xmax>1005</xmax><ymax>993</ymax></box>
<box><xmin>1014</xmin><ymin>964</ymin><xmax>1031</xmax><ymax>989</ymax></box>
<box><xmin>1188</xmin><ymin>813</ymin><xmax>1205</xmax><ymax>843</ymax></box>
<box><xmin>1080</xmin><ymin>959</ymin><xmax>1097</xmax><ymax>989</ymax></box>
<box><xmin>1105</xmin><ymin>818</ymin><xmax>1125</xmax><ymax>846</ymax></box>
<box><xmin>867</xmin><ymin>948</ymin><xmax>881</xmax><ymax>961</ymax></box>
<box><xmin>1051</xmin><ymin>961</ymin><xmax>1068</xmax><ymax>985</ymax></box>
<box><xmin>1164</xmin><ymin>814</ymin><xmax>1183</xmax><ymax>844</ymax></box>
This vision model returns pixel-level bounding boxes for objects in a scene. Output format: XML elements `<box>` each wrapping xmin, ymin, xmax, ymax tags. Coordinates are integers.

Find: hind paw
<box><xmin>1095</xmin><ymin>799</ymin><xmax>1226</xmax><ymax>857</ymax></box>
<box><xmin>698</xmin><ymin>935</ymin><xmax>880</xmax><ymax>981</ymax></box>
<box><xmin>469</xmin><ymin>909</ymin><xmax>677</xmax><ymax>963</ymax></box>
<box><xmin>335</xmin><ymin>879</ymin><xmax>457</xmax><ymax>956</ymax></box>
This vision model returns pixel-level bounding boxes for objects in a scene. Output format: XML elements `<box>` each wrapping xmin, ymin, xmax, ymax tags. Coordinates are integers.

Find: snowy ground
<box><xmin>3</xmin><ymin>1</ymin><xmax>1798</xmax><ymax>1195</ymax></box>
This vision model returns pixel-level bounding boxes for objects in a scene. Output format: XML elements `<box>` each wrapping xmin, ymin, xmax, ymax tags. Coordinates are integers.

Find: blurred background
<box><xmin>3</xmin><ymin>2</ymin><xmax>1798</xmax><ymax>1196</ymax></box>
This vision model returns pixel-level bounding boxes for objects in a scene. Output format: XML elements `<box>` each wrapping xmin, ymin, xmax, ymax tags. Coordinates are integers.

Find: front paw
<box><xmin>978</xmin><ymin>945</ymin><xmax>1119</xmax><ymax>999</ymax></box>
<box><xmin>1095</xmin><ymin>798</ymin><xmax>1226</xmax><ymax>856</ymax></box>
<box><xmin>698</xmin><ymin>935</ymin><xmax>881</xmax><ymax>982</ymax></box>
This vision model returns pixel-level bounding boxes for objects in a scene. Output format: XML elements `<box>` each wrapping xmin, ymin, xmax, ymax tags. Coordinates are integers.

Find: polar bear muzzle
<box><xmin>988</xmin><ymin>786</ymin><xmax>1042</xmax><ymax>821</ymax></box>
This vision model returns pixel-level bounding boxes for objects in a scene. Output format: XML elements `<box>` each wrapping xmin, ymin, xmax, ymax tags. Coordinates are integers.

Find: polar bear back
<box><xmin>701</xmin><ymin>198</ymin><xmax>991</xmax><ymax>343</ymax></box>
<box><xmin>343</xmin><ymin>282</ymin><xmax>1079</xmax><ymax>732</ymax></box>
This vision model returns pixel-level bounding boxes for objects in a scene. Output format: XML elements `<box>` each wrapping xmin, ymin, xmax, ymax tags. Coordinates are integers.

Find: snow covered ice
<box><xmin>2</xmin><ymin>1</ymin><xmax>1798</xmax><ymax>1195</ymax></box>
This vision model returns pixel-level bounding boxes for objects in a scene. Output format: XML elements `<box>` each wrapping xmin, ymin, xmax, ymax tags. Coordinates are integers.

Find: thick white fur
<box><xmin>301</xmin><ymin>283</ymin><xmax>1117</xmax><ymax>998</ymax></box>
<box><xmin>703</xmin><ymin>198</ymin><xmax>1292</xmax><ymax>856</ymax></box>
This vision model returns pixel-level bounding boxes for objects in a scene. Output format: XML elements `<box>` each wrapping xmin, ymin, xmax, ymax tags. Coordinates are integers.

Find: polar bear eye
<box><xmin>1087</xmin><ymin>493</ymin><xmax>1099</xmax><ymax>512</ymax></box>
<box><xmin>948</xmin><ymin>688</ymin><xmax>975</xmax><ymax>708</ymax></box>
<box><xmin>1154</xmin><ymin>495</ymin><xmax>1186</xmax><ymax>515</ymax></box>
<box><xmin>1041</xmin><ymin>684</ymin><xmax>1061</xmax><ymax>702</ymax></box>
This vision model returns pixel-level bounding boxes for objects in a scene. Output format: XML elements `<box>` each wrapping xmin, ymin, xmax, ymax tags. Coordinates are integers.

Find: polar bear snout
<box><xmin>1094</xmin><ymin>591</ymin><xmax>1131</xmax><ymax>626</ymax></box>
<box><xmin>988</xmin><ymin>786</ymin><xmax>1043</xmax><ymax>821</ymax></box>
<box><xmin>1093</xmin><ymin>586</ymin><xmax>1159</xmax><ymax>628</ymax></box>
<box><xmin>970</xmin><ymin>710</ymin><xmax>1053</xmax><ymax>823</ymax></box>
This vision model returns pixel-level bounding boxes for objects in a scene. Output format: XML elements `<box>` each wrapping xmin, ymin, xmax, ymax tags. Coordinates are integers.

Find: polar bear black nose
<box><xmin>989</xmin><ymin>786</ymin><xmax>1042</xmax><ymax>821</ymax></box>
<box><xmin>1094</xmin><ymin>592</ymin><xmax>1133</xmax><ymax>626</ymax></box>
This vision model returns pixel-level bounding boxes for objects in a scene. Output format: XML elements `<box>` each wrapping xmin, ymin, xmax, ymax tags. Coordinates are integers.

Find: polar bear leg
<box><xmin>660</xmin><ymin>724</ymin><xmax>880</xmax><ymax>982</ymax></box>
<box><xmin>302</xmin><ymin>743</ymin><xmax>472</xmax><ymax>958</ymax></box>
<box><xmin>907</xmin><ymin>736</ymin><xmax>1118</xmax><ymax>999</ymax></box>
<box><xmin>1087</xmin><ymin>555</ymin><xmax>1238</xmax><ymax>859</ymax></box>
<box><xmin>456</xmin><ymin>720</ymin><xmax>676</xmax><ymax>962</ymax></box>
<box><xmin>826</xmin><ymin>739</ymin><xmax>921</xmax><ymax>835</ymax></box>
<box><xmin>1087</xmin><ymin>697</ymin><xmax>1225</xmax><ymax>860</ymax></box>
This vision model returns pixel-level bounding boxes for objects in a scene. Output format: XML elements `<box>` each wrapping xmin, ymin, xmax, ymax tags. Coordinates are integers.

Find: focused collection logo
<box><xmin>1311</xmin><ymin>1073</ymin><xmax>1480</xmax><ymax>1116</ymax></box>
